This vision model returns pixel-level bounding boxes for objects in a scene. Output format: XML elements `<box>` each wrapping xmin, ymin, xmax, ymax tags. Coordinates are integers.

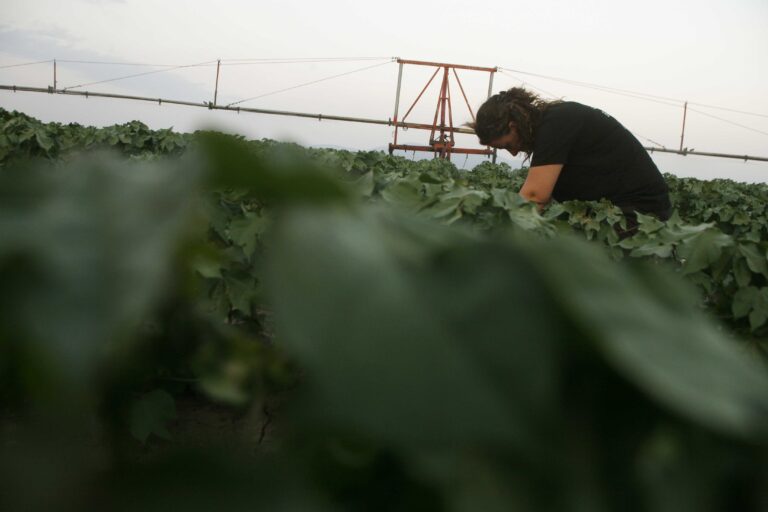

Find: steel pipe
<box><xmin>644</xmin><ymin>146</ymin><xmax>768</xmax><ymax>162</ymax></box>
<box><xmin>3</xmin><ymin>84</ymin><xmax>766</xmax><ymax>163</ymax></box>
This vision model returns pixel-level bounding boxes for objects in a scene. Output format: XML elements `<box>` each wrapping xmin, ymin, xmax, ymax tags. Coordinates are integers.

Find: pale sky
<box><xmin>1</xmin><ymin>0</ymin><xmax>767</xmax><ymax>181</ymax></box>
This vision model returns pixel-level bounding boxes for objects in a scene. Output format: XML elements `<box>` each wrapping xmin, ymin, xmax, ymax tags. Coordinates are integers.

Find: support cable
<box><xmin>57</xmin><ymin>59</ymin><xmax>188</xmax><ymax>67</ymax></box>
<box><xmin>499</xmin><ymin>66</ymin><xmax>768</xmax><ymax>119</ymax></box>
<box><xmin>501</xmin><ymin>67</ymin><xmax>681</xmax><ymax>108</ymax></box>
<box><xmin>221</xmin><ymin>56</ymin><xmax>394</xmax><ymax>65</ymax></box>
<box><xmin>4</xmin><ymin>55</ymin><xmax>768</xmax><ymax>162</ymax></box>
<box><xmin>631</xmin><ymin>132</ymin><xmax>667</xmax><ymax>149</ymax></box>
<box><xmin>498</xmin><ymin>70</ymin><xmax>561</xmax><ymax>99</ymax></box>
<box><xmin>499</xmin><ymin>68</ymin><xmax>768</xmax><ymax>140</ymax></box>
<box><xmin>61</xmin><ymin>60</ymin><xmax>219</xmax><ymax>91</ymax></box>
<box><xmin>9</xmin><ymin>57</ymin><xmax>766</xmax><ymax>118</ymax></box>
<box><xmin>499</xmin><ymin>66</ymin><xmax>683</xmax><ymax>105</ymax></box>
<box><xmin>689</xmin><ymin>102</ymin><xmax>768</xmax><ymax>119</ymax></box>
<box><xmin>34</xmin><ymin>57</ymin><xmax>392</xmax><ymax>68</ymax></box>
<box><xmin>226</xmin><ymin>59</ymin><xmax>394</xmax><ymax>107</ymax></box>
<box><xmin>687</xmin><ymin>107</ymin><xmax>768</xmax><ymax>138</ymax></box>
<box><xmin>550</xmin><ymin>79</ymin><xmax>682</xmax><ymax>108</ymax></box>
<box><xmin>0</xmin><ymin>59</ymin><xmax>54</xmax><ymax>69</ymax></box>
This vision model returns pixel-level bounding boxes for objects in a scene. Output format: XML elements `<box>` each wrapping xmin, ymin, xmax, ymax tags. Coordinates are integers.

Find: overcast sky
<box><xmin>1</xmin><ymin>0</ymin><xmax>767</xmax><ymax>181</ymax></box>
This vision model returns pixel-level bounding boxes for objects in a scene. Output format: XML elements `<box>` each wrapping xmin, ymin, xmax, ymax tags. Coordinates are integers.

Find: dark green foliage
<box><xmin>2</xmin><ymin>110</ymin><xmax>768</xmax><ymax>511</ymax></box>
<box><xmin>666</xmin><ymin>173</ymin><xmax>768</xmax><ymax>241</ymax></box>
<box><xmin>0</xmin><ymin>107</ymin><xmax>190</xmax><ymax>165</ymax></box>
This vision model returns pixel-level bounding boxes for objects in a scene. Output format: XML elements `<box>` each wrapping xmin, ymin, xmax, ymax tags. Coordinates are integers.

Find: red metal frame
<box><xmin>389</xmin><ymin>59</ymin><xmax>497</xmax><ymax>161</ymax></box>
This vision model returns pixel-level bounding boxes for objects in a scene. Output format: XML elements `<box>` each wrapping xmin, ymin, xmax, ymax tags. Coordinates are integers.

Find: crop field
<box><xmin>2</xmin><ymin>107</ymin><xmax>768</xmax><ymax>511</ymax></box>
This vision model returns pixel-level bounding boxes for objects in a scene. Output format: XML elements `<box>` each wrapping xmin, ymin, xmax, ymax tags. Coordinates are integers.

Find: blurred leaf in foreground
<box><xmin>264</xmin><ymin>205</ymin><xmax>768</xmax><ymax>510</ymax></box>
<box><xmin>0</xmin><ymin>154</ymin><xmax>201</xmax><ymax>405</ymax></box>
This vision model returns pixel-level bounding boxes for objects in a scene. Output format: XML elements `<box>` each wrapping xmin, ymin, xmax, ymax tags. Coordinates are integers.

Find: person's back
<box><xmin>468</xmin><ymin>88</ymin><xmax>672</xmax><ymax>222</ymax></box>
<box><xmin>531</xmin><ymin>101</ymin><xmax>671</xmax><ymax>219</ymax></box>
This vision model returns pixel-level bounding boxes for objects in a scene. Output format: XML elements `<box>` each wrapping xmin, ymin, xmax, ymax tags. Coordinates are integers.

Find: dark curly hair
<box><xmin>466</xmin><ymin>87</ymin><xmax>558</xmax><ymax>153</ymax></box>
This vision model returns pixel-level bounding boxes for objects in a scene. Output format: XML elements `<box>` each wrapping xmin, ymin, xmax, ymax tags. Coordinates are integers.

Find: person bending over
<box><xmin>468</xmin><ymin>87</ymin><xmax>671</xmax><ymax>223</ymax></box>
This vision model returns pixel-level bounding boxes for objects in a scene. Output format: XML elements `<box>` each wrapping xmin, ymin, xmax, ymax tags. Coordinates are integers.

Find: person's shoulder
<box><xmin>540</xmin><ymin>101</ymin><xmax>593</xmax><ymax>125</ymax></box>
<box><xmin>545</xmin><ymin>101</ymin><xmax>592</xmax><ymax>116</ymax></box>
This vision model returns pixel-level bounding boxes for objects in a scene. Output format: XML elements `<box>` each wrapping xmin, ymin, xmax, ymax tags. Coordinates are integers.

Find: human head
<box><xmin>467</xmin><ymin>87</ymin><xmax>553</xmax><ymax>155</ymax></box>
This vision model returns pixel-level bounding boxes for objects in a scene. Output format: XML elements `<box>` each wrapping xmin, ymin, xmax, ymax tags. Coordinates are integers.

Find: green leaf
<box><xmin>732</xmin><ymin>286</ymin><xmax>758</xmax><ymax>319</ymax></box>
<box><xmin>739</xmin><ymin>244</ymin><xmax>768</xmax><ymax>280</ymax></box>
<box><xmin>732</xmin><ymin>211</ymin><xmax>750</xmax><ymax>225</ymax></box>
<box><xmin>748</xmin><ymin>288</ymin><xmax>768</xmax><ymax>331</ymax></box>
<box><xmin>353</xmin><ymin>170</ymin><xmax>375</xmax><ymax>197</ymax></box>
<box><xmin>18</xmin><ymin>127</ymin><xmax>35</xmax><ymax>143</ymax></box>
<box><xmin>130</xmin><ymin>389</ymin><xmax>177</xmax><ymax>443</ymax></box>
<box><xmin>422</xmin><ymin>182</ymin><xmax>445</xmax><ymax>199</ymax></box>
<box><xmin>225</xmin><ymin>274</ymin><xmax>258</xmax><ymax>314</ymax></box>
<box><xmin>197</xmin><ymin>131</ymin><xmax>350</xmax><ymax>205</ymax></box>
<box><xmin>227</xmin><ymin>212</ymin><xmax>267</xmax><ymax>258</ymax></box>
<box><xmin>678</xmin><ymin>229</ymin><xmax>734</xmax><ymax>275</ymax></box>
<box><xmin>266</xmin><ymin>204</ymin><xmax>768</xmax><ymax>451</ymax></box>
<box><xmin>0</xmin><ymin>154</ymin><xmax>201</xmax><ymax>392</ymax></box>
<box><xmin>34</xmin><ymin>129</ymin><xmax>54</xmax><ymax>152</ymax></box>
<box><xmin>733</xmin><ymin>257</ymin><xmax>752</xmax><ymax>288</ymax></box>
<box><xmin>491</xmin><ymin>188</ymin><xmax>526</xmax><ymax>210</ymax></box>
<box><xmin>439</xmin><ymin>187</ymin><xmax>489</xmax><ymax>214</ymax></box>
<box><xmin>380</xmin><ymin>178</ymin><xmax>424</xmax><ymax>213</ymax></box>
<box><xmin>266</xmin><ymin>208</ymin><xmax>561</xmax><ymax>451</ymax></box>
<box><xmin>191</xmin><ymin>250</ymin><xmax>224</xmax><ymax>279</ymax></box>
<box><xmin>636</xmin><ymin>212</ymin><xmax>665</xmax><ymax>234</ymax></box>
<box><xmin>422</xmin><ymin>197</ymin><xmax>461</xmax><ymax>221</ymax></box>
<box><xmin>629</xmin><ymin>241</ymin><xmax>674</xmax><ymax>259</ymax></box>
<box><xmin>526</xmin><ymin>236</ymin><xmax>768</xmax><ymax>439</ymax></box>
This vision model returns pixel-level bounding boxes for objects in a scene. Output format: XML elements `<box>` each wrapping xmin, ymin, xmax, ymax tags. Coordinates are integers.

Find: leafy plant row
<box><xmin>2</xmin><ymin>122</ymin><xmax>768</xmax><ymax>510</ymax></box>
<box><xmin>2</xmin><ymin>107</ymin><xmax>766</xmax><ymax>341</ymax></box>
<box><xmin>0</xmin><ymin>107</ymin><xmax>190</xmax><ymax>163</ymax></box>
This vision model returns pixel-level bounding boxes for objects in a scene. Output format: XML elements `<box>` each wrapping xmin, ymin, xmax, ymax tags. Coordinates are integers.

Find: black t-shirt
<box><xmin>530</xmin><ymin>102</ymin><xmax>671</xmax><ymax>219</ymax></box>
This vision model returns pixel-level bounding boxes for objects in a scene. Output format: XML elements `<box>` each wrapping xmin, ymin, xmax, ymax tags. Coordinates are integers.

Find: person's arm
<box><xmin>519</xmin><ymin>164</ymin><xmax>563</xmax><ymax>208</ymax></box>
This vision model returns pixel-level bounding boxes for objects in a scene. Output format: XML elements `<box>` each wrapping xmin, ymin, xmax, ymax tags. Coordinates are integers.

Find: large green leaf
<box><xmin>227</xmin><ymin>211</ymin><xmax>268</xmax><ymax>258</ymax></box>
<box><xmin>380</xmin><ymin>177</ymin><xmax>425</xmax><ymax>213</ymax></box>
<box><xmin>265</xmin><ymin>207</ymin><xmax>562</xmax><ymax>452</ymax></box>
<box><xmin>733</xmin><ymin>257</ymin><xmax>752</xmax><ymax>288</ymax></box>
<box><xmin>0</xmin><ymin>153</ymin><xmax>200</xmax><ymax>391</ymax></box>
<box><xmin>34</xmin><ymin>129</ymin><xmax>54</xmax><ymax>153</ymax></box>
<box><xmin>266</xmin><ymin>205</ymin><xmax>768</xmax><ymax>447</ymax></box>
<box><xmin>196</xmin><ymin>131</ymin><xmax>350</xmax><ymax>205</ymax></box>
<box><xmin>733</xmin><ymin>287</ymin><xmax>759</xmax><ymax>319</ymax></box>
<box><xmin>749</xmin><ymin>288</ymin><xmax>768</xmax><ymax>331</ymax></box>
<box><xmin>677</xmin><ymin>229</ymin><xmax>734</xmax><ymax>275</ymax></box>
<box><xmin>739</xmin><ymin>244</ymin><xmax>768</xmax><ymax>280</ymax></box>
<box><xmin>527</xmin><ymin>236</ymin><xmax>768</xmax><ymax>438</ymax></box>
